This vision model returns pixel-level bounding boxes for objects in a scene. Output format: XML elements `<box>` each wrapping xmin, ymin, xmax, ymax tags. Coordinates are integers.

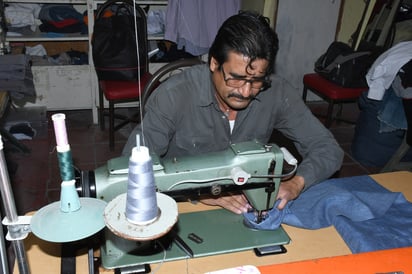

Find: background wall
<box><xmin>241</xmin><ymin>0</ymin><xmax>278</xmax><ymax>28</ymax></box>
<box><xmin>275</xmin><ymin>0</ymin><xmax>342</xmax><ymax>100</ymax></box>
<box><xmin>241</xmin><ymin>0</ymin><xmax>368</xmax><ymax>101</ymax></box>
<box><xmin>336</xmin><ymin>0</ymin><xmax>367</xmax><ymax>44</ymax></box>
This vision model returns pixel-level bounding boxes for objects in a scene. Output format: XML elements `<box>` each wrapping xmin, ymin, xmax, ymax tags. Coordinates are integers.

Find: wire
<box><xmin>167</xmin><ymin>176</ymin><xmax>232</xmax><ymax>190</ymax></box>
<box><xmin>149</xmin><ymin>240</ymin><xmax>167</xmax><ymax>274</ymax></box>
<box><xmin>132</xmin><ymin>0</ymin><xmax>146</xmax><ymax>146</ymax></box>
<box><xmin>251</xmin><ymin>164</ymin><xmax>298</xmax><ymax>179</ymax></box>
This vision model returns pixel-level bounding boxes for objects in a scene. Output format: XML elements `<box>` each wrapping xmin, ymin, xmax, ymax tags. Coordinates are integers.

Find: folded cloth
<box><xmin>244</xmin><ymin>175</ymin><xmax>412</xmax><ymax>253</ymax></box>
<box><xmin>334</xmin><ymin>194</ymin><xmax>412</xmax><ymax>253</ymax></box>
<box><xmin>0</xmin><ymin>54</ymin><xmax>36</xmax><ymax>100</ymax></box>
<box><xmin>377</xmin><ymin>86</ymin><xmax>407</xmax><ymax>133</ymax></box>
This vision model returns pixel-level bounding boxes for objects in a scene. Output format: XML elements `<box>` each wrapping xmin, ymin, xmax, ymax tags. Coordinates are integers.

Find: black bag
<box><xmin>92</xmin><ymin>0</ymin><xmax>147</xmax><ymax>81</ymax></box>
<box><xmin>314</xmin><ymin>42</ymin><xmax>374</xmax><ymax>88</ymax></box>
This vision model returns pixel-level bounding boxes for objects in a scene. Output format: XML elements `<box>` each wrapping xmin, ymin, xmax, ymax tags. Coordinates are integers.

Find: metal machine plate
<box><xmin>101</xmin><ymin>209</ymin><xmax>290</xmax><ymax>269</ymax></box>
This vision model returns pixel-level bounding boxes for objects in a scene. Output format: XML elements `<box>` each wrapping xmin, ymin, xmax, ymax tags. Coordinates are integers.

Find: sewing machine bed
<box><xmin>101</xmin><ymin>209</ymin><xmax>290</xmax><ymax>270</ymax></box>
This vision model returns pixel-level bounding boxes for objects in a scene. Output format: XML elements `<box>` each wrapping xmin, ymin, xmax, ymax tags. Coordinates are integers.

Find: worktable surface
<box><xmin>13</xmin><ymin>171</ymin><xmax>412</xmax><ymax>274</ymax></box>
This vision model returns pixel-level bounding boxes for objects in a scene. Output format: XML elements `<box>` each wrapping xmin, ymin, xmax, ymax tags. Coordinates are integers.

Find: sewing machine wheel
<box><xmin>104</xmin><ymin>192</ymin><xmax>178</xmax><ymax>241</ymax></box>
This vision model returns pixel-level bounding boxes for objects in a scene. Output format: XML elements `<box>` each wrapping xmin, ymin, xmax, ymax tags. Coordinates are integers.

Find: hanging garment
<box><xmin>164</xmin><ymin>0</ymin><xmax>240</xmax><ymax>56</ymax></box>
<box><xmin>366</xmin><ymin>41</ymin><xmax>412</xmax><ymax>100</ymax></box>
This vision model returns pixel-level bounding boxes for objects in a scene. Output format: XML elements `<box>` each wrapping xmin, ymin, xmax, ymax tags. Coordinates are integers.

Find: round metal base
<box><xmin>31</xmin><ymin>198</ymin><xmax>107</xmax><ymax>243</ymax></box>
<box><xmin>104</xmin><ymin>193</ymin><xmax>178</xmax><ymax>241</ymax></box>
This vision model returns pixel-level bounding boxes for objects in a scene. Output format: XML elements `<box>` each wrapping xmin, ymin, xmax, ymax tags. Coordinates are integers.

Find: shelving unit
<box><xmin>4</xmin><ymin>0</ymin><xmax>168</xmax><ymax>123</ymax></box>
<box><xmin>3</xmin><ymin>0</ymin><xmax>97</xmax><ymax>121</ymax></box>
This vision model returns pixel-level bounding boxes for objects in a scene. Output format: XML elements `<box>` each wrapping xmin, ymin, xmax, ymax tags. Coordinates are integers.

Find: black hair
<box><xmin>208</xmin><ymin>10</ymin><xmax>279</xmax><ymax>75</ymax></box>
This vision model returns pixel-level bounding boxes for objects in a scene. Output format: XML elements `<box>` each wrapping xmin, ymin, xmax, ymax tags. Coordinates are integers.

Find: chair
<box><xmin>141</xmin><ymin>58</ymin><xmax>205</xmax><ymax>115</ymax></box>
<box><xmin>381</xmin><ymin>99</ymin><xmax>412</xmax><ymax>172</ymax></box>
<box><xmin>302</xmin><ymin>73</ymin><xmax>367</xmax><ymax>128</ymax></box>
<box><xmin>93</xmin><ymin>0</ymin><xmax>151</xmax><ymax>149</ymax></box>
<box><xmin>98</xmin><ymin>75</ymin><xmax>151</xmax><ymax>150</ymax></box>
<box><xmin>0</xmin><ymin>91</ymin><xmax>30</xmax><ymax>153</ymax></box>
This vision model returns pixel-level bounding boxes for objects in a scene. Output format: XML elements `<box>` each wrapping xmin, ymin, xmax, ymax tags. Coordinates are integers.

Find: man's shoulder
<box><xmin>152</xmin><ymin>63</ymin><xmax>211</xmax><ymax>101</ymax></box>
<box><xmin>161</xmin><ymin>63</ymin><xmax>208</xmax><ymax>87</ymax></box>
<box><xmin>269</xmin><ymin>74</ymin><xmax>292</xmax><ymax>92</ymax></box>
<box><xmin>258</xmin><ymin>74</ymin><xmax>290</xmax><ymax>99</ymax></box>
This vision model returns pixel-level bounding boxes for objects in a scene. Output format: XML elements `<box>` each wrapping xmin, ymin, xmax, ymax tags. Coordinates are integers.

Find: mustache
<box><xmin>228</xmin><ymin>93</ymin><xmax>256</xmax><ymax>100</ymax></box>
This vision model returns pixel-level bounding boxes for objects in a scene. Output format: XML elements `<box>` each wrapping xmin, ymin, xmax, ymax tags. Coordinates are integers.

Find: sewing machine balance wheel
<box><xmin>103</xmin><ymin>192</ymin><xmax>178</xmax><ymax>241</ymax></box>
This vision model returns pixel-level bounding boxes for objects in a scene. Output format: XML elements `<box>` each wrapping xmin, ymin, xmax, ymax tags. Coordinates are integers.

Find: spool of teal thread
<box><xmin>57</xmin><ymin>149</ymin><xmax>75</xmax><ymax>182</ymax></box>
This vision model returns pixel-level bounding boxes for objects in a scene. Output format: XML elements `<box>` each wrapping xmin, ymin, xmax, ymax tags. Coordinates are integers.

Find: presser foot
<box><xmin>242</xmin><ymin>209</ymin><xmax>269</xmax><ymax>229</ymax></box>
<box><xmin>256</xmin><ymin>210</ymin><xmax>266</xmax><ymax>223</ymax></box>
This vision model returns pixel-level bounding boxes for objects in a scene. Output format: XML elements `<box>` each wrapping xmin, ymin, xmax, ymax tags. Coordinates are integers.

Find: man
<box><xmin>123</xmin><ymin>11</ymin><xmax>343</xmax><ymax>214</ymax></box>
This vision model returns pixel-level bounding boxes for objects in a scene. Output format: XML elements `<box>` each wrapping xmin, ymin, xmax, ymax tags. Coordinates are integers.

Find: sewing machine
<box><xmin>79</xmin><ymin>141</ymin><xmax>292</xmax><ymax>271</ymax></box>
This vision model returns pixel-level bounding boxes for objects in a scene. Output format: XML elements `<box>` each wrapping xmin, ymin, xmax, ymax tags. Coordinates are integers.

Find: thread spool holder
<box><xmin>104</xmin><ymin>144</ymin><xmax>178</xmax><ymax>242</ymax></box>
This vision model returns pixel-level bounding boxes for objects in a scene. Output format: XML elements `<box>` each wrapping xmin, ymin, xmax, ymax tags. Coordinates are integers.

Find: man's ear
<box><xmin>210</xmin><ymin>57</ymin><xmax>218</xmax><ymax>72</ymax></box>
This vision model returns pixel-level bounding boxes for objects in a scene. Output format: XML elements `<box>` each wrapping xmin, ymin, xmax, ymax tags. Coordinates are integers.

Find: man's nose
<box><xmin>238</xmin><ymin>82</ymin><xmax>253</xmax><ymax>98</ymax></box>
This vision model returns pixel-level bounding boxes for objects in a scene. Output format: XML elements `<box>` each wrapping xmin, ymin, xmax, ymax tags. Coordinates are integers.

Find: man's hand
<box><xmin>199</xmin><ymin>176</ymin><xmax>304</xmax><ymax>214</ymax></box>
<box><xmin>199</xmin><ymin>193</ymin><xmax>252</xmax><ymax>214</ymax></box>
<box><xmin>276</xmin><ymin>175</ymin><xmax>305</xmax><ymax>209</ymax></box>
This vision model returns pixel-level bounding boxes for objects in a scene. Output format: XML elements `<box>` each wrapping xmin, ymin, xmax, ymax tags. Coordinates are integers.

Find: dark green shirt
<box><xmin>124</xmin><ymin>64</ymin><xmax>343</xmax><ymax>190</ymax></box>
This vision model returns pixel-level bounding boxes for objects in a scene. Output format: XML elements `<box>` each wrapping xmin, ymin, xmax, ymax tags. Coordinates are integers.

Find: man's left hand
<box><xmin>276</xmin><ymin>175</ymin><xmax>305</xmax><ymax>209</ymax></box>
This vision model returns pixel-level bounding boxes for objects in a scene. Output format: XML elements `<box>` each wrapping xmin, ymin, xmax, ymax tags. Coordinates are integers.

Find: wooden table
<box><xmin>13</xmin><ymin>171</ymin><xmax>412</xmax><ymax>274</ymax></box>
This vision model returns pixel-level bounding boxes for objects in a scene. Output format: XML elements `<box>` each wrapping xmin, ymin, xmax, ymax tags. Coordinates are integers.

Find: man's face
<box><xmin>210</xmin><ymin>51</ymin><xmax>269</xmax><ymax>111</ymax></box>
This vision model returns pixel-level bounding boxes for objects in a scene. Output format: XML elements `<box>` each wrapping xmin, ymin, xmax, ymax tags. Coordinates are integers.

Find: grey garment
<box><xmin>124</xmin><ymin>64</ymin><xmax>344</xmax><ymax>190</ymax></box>
<box><xmin>164</xmin><ymin>0</ymin><xmax>241</xmax><ymax>55</ymax></box>
<box><xmin>0</xmin><ymin>54</ymin><xmax>36</xmax><ymax>100</ymax></box>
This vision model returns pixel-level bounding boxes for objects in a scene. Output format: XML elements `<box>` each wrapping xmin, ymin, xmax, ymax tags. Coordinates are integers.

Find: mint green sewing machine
<box><xmin>88</xmin><ymin>141</ymin><xmax>291</xmax><ymax>272</ymax></box>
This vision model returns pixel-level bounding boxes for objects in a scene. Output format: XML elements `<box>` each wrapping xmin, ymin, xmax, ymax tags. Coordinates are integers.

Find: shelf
<box><xmin>3</xmin><ymin>0</ymin><xmax>168</xmax><ymax>123</ymax></box>
<box><xmin>135</xmin><ymin>0</ymin><xmax>167</xmax><ymax>4</ymax></box>
<box><xmin>7</xmin><ymin>32</ymin><xmax>162</xmax><ymax>42</ymax></box>
<box><xmin>6</xmin><ymin>33</ymin><xmax>88</xmax><ymax>42</ymax></box>
<box><xmin>4</xmin><ymin>0</ymin><xmax>89</xmax><ymax>41</ymax></box>
<box><xmin>148</xmin><ymin>34</ymin><xmax>165</xmax><ymax>40</ymax></box>
<box><xmin>93</xmin><ymin>0</ymin><xmax>168</xmax><ymax>4</ymax></box>
<box><xmin>4</xmin><ymin>0</ymin><xmax>86</xmax><ymax>2</ymax></box>
<box><xmin>5</xmin><ymin>0</ymin><xmax>166</xmax><ymax>41</ymax></box>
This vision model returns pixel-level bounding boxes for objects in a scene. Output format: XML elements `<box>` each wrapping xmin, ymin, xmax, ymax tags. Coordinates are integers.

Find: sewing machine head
<box><xmin>84</xmin><ymin>141</ymin><xmax>285</xmax><ymax>217</ymax></box>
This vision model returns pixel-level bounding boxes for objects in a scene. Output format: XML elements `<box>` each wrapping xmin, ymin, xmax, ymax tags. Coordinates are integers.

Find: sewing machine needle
<box><xmin>257</xmin><ymin>210</ymin><xmax>263</xmax><ymax>223</ymax></box>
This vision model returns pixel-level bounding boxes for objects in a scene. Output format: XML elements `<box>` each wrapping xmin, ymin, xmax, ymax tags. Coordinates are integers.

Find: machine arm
<box><xmin>82</xmin><ymin>141</ymin><xmax>296</xmax><ymax>213</ymax></box>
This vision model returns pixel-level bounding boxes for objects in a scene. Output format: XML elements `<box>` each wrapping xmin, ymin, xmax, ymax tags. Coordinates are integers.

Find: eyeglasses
<box><xmin>221</xmin><ymin>67</ymin><xmax>271</xmax><ymax>91</ymax></box>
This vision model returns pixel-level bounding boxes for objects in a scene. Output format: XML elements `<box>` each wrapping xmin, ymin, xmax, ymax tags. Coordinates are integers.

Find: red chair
<box><xmin>98</xmin><ymin>74</ymin><xmax>151</xmax><ymax>149</ymax></box>
<box><xmin>302</xmin><ymin>73</ymin><xmax>367</xmax><ymax>128</ymax></box>
<box><xmin>94</xmin><ymin>0</ymin><xmax>151</xmax><ymax>150</ymax></box>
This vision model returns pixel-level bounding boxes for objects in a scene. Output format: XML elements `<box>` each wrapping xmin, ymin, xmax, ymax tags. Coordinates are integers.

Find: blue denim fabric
<box><xmin>243</xmin><ymin>175</ymin><xmax>412</xmax><ymax>253</ymax></box>
<box><xmin>377</xmin><ymin>87</ymin><xmax>407</xmax><ymax>133</ymax></box>
<box><xmin>334</xmin><ymin>193</ymin><xmax>412</xmax><ymax>253</ymax></box>
<box><xmin>284</xmin><ymin>176</ymin><xmax>400</xmax><ymax>228</ymax></box>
